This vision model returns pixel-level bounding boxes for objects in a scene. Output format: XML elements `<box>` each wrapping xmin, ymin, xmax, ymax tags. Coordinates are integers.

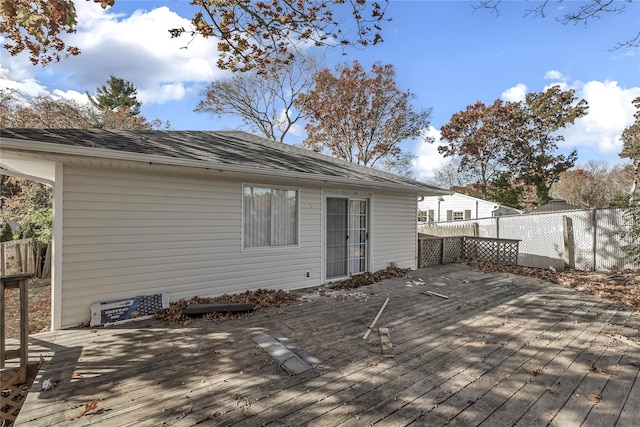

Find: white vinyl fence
<box><xmin>419</xmin><ymin>207</ymin><xmax>638</xmax><ymax>272</ymax></box>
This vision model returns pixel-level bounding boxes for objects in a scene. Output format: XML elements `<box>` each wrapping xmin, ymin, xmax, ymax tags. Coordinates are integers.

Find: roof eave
<box><xmin>0</xmin><ymin>138</ymin><xmax>448</xmax><ymax>196</ymax></box>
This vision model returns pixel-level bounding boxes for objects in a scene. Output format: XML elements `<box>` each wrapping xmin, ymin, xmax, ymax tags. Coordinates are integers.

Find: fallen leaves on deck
<box><xmin>153</xmin><ymin>289</ymin><xmax>298</xmax><ymax>323</ymax></box>
<box><xmin>152</xmin><ymin>267</ymin><xmax>409</xmax><ymax>323</ymax></box>
<box><xmin>458</xmin><ymin>259</ymin><xmax>640</xmax><ymax>311</ymax></box>
<box><xmin>330</xmin><ymin>267</ymin><xmax>410</xmax><ymax>290</ymax></box>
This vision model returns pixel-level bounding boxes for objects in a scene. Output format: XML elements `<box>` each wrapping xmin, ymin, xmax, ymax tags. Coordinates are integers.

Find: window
<box><xmin>243</xmin><ymin>186</ymin><xmax>298</xmax><ymax>248</ymax></box>
<box><xmin>452</xmin><ymin>211</ymin><xmax>464</xmax><ymax>221</ymax></box>
<box><xmin>418</xmin><ymin>210</ymin><xmax>435</xmax><ymax>223</ymax></box>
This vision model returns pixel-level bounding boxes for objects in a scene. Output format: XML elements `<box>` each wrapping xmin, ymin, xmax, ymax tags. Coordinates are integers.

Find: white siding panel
<box><xmin>419</xmin><ymin>194</ymin><xmax>498</xmax><ymax>221</ymax></box>
<box><xmin>370</xmin><ymin>192</ymin><xmax>418</xmax><ymax>270</ymax></box>
<box><xmin>61</xmin><ymin>166</ymin><xmax>321</xmax><ymax>327</ymax></box>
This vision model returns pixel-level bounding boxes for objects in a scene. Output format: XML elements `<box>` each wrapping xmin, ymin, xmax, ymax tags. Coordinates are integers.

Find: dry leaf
<box><xmin>545</xmin><ymin>387</ymin><xmax>559</xmax><ymax>396</ymax></box>
<box><xmin>71</xmin><ymin>371</ymin><xmax>82</xmax><ymax>378</ymax></box>
<box><xmin>587</xmin><ymin>394</ymin><xmax>601</xmax><ymax>403</ymax></box>
<box><xmin>71</xmin><ymin>400</ymin><xmax>99</xmax><ymax>419</ymax></box>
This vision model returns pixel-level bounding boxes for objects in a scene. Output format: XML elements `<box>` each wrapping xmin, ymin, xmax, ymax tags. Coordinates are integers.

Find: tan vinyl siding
<box><xmin>370</xmin><ymin>192</ymin><xmax>418</xmax><ymax>270</ymax></box>
<box><xmin>61</xmin><ymin>165</ymin><xmax>321</xmax><ymax>327</ymax></box>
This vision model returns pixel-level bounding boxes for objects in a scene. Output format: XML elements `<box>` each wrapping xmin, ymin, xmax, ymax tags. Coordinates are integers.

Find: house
<box><xmin>529</xmin><ymin>198</ymin><xmax>581</xmax><ymax>214</ymax></box>
<box><xmin>0</xmin><ymin>129</ymin><xmax>448</xmax><ymax>329</ymax></box>
<box><xmin>418</xmin><ymin>192</ymin><xmax>522</xmax><ymax>223</ymax></box>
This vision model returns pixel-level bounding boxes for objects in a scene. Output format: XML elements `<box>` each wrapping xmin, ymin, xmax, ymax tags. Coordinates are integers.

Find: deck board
<box><xmin>11</xmin><ymin>264</ymin><xmax>640</xmax><ymax>427</ymax></box>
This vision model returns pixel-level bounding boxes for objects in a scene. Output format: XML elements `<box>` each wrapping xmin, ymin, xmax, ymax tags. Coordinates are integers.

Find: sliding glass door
<box><xmin>326</xmin><ymin>198</ymin><xmax>368</xmax><ymax>279</ymax></box>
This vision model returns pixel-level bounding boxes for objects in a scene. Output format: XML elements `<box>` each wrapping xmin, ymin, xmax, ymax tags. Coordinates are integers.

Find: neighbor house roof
<box><xmin>0</xmin><ymin>129</ymin><xmax>448</xmax><ymax>195</ymax></box>
<box><xmin>530</xmin><ymin>198</ymin><xmax>581</xmax><ymax>213</ymax></box>
<box><xmin>421</xmin><ymin>192</ymin><xmax>522</xmax><ymax>213</ymax></box>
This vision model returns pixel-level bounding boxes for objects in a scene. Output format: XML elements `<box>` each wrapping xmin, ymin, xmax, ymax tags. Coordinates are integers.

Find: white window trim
<box><xmin>241</xmin><ymin>184</ymin><xmax>301</xmax><ymax>251</ymax></box>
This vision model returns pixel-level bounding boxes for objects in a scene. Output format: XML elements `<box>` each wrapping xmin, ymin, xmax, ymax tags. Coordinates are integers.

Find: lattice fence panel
<box><xmin>418</xmin><ymin>238</ymin><xmax>442</xmax><ymax>267</ymax></box>
<box><xmin>463</xmin><ymin>237</ymin><xmax>518</xmax><ymax>265</ymax></box>
<box><xmin>442</xmin><ymin>237</ymin><xmax>464</xmax><ymax>264</ymax></box>
<box><xmin>1</xmin><ymin>369</ymin><xmax>28</xmax><ymax>426</ymax></box>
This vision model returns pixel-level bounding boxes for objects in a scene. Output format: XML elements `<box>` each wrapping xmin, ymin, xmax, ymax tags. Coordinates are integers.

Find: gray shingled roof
<box><xmin>1</xmin><ymin>128</ymin><xmax>446</xmax><ymax>194</ymax></box>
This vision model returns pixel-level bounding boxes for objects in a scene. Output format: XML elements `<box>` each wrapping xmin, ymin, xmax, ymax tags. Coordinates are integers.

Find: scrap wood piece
<box><xmin>363</xmin><ymin>297</ymin><xmax>390</xmax><ymax>340</ymax></box>
<box><xmin>183</xmin><ymin>303</ymin><xmax>253</xmax><ymax>316</ymax></box>
<box><xmin>379</xmin><ymin>327</ymin><xmax>394</xmax><ymax>358</ymax></box>
<box><xmin>252</xmin><ymin>333</ymin><xmax>313</xmax><ymax>375</ymax></box>
<box><xmin>420</xmin><ymin>290</ymin><xmax>449</xmax><ymax>299</ymax></box>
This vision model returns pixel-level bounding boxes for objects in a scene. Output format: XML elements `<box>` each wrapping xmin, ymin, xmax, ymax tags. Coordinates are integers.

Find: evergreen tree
<box><xmin>1</xmin><ymin>222</ymin><xmax>13</xmax><ymax>242</ymax></box>
<box><xmin>88</xmin><ymin>76</ymin><xmax>142</xmax><ymax>116</ymax></box>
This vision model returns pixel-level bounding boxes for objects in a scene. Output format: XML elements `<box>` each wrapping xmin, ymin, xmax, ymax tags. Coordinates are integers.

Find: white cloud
<box><xmin>544</xmin><ymin>70</ymin><xmax>565</xmax><ymax>81</ymax></box>
<box><xmin>561</xmin><ymin>80</ymin><xmax>640</xmax><ymax>157</ymax></box>
<box><xmin>501</xmin><ymin>83</ymin><xmax>527</xmax><ymax>102</ymax></box>
<box><xmin>51</xmin><ymin>89</ymin><xmax>91</xmax><ymax>105</ymax></box>
<box><xmin>61</xmin><ymin>3</ymin><xmax>227</xmax><ymax>105</ymax></box>
<box><xmin>0</xmin><ymin>2</ymin><xmax>228</xmax><ymax>106</ymax></box>
<box><xmin>495</xmin><ymin>78</ymin><xmax>639</xmax><ymax>162</ymax></box>
<box><xmin>0</xmin><ymin>74</ymin><xmax>49</xmax><ymax>98</ymax></box>
<box><xmin>413</xmin><ymin>126</ymin><xmax>449</xmax><ymax>181</ymax></box>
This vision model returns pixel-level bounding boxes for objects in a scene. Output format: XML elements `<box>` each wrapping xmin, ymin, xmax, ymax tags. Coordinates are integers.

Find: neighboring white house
<box><xmin>418</xmin><ymin>193</ymin><xmax>522</xmax><ymax>223</ymax></box>
<box><xmin>0</xmin><ymin>129</ymin><xmax>448</xmax><ymax>329</ymax></box>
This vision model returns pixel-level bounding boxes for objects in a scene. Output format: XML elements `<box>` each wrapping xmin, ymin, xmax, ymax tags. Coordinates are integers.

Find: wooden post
<box><xmin>0</xmin><ymin>243</ymin><xmax>5</xmax><ymax>277</ymax></box>
<box><xmin>14</xmin><ymin>243</ymin><xmax>22</xmax><ymax>274</ymax></box>
<box><xmin>0</xmin><ymin>277</ymin><xmax>5</xmax><ymax>369</ymax></box>
<box><xmin>1</xmin><ymin>274</ymin><xmax>32</xmax><ymax>384</ymax></box>
<box><xmin>563</xmin><ymin>215</ymin><xmax>575</xmax><ymax>269</ymax></box>
<box><xmin>592</xmin><ymin>209</ymin><xmax>597</xmax><ymax>271</ymax></box>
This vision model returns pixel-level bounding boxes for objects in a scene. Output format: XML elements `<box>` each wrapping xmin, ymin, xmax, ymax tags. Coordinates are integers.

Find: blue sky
<box><xmin>1</xmin><ymin>0</ymin><xmax>639</xmax><ymax>180</ymax></box>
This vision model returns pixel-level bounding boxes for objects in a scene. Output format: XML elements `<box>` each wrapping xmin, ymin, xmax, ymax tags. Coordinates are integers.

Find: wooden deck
<box><xmin>11</xmin><ymin>264</ymin><xmax>640</xmax><ymax>426</ymax></box>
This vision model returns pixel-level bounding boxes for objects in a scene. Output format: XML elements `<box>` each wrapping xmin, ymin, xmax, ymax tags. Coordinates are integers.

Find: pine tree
<box><xmin>88</xmin><ymin>76</ymin><xmax>142</xmax><ymax>116</ymax></box>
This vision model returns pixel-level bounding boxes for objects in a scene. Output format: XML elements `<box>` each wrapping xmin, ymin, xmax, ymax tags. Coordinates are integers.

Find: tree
<box><xmin>377</xmin><ymin>151</ymin><xmax>417</xmax><ymax>178</ymax></box>
<box><xmin>439</xmin><ymin>100</ymin><xmax>514</xmax><ymax>199</ymax></box>
<box><xmin>475</xmin><ymin>0</ymin><xmax>639</xmax><ymax>48</ymax></box>
<box><xmin>0</xmin><ymin>0</ymin><xmax>113</xmax><ymax>66</ymax></box>
<box><xmin>296</xmin><ymin>61</ymin><xmax>432</xmax><ymax>169</ymax></box>
<box><xmin>1</xmin><ymin>93</ymin><xmax>93</xmax><ymax>128</ymax></box>
<box><xmin>0</xmin><ymin>176</ymin><xmax>52</xmax><ymax>245</ymax></box>
<box><xmin>0</xmin><ymin>90</ymin><xmax>154</xmax><ymax>130</ymax></box>
<box><xmin>1</xmin><ymin>0</ymin><xmax>388</xmax><ymax>70</ymax></box>
<box><xmin>487</xmin><ymin>171</ymin><xmax>524</xmax><ymax>210</ymax></box>
<box><xmin>1</xmin><ymin>222</ymin><xmax>14</xmax><ymax>242</ymax></box>
<box><xmin>551</xmin><ymin>161</ymin><xmax>622</xmax><ymax>209</ymax></box>
<box><xmin>195</xmin><ymin>54</ymin><xmax>320</xmax><ymax>143</ymax></box>
<box><xmin>619</xmin><ymin>96</ymin><xmax>640</xmax><ymax>263</ymax></box>
<box><xmin>505</xmin><ymin>85</ymin><xmax>588</xmax><ymax>206</ymax></box>
<box><xmin>620</xmin><ymin>97</ymin><xmax>640</xmax><ymax>202</ymax></box>
<box><xmin>88</xmin><ymin>75</ymin><xmax>142</xmax><ymax>117</ymax></box>
<box><xmin>427</xmin><ymin>158</ymin><xmax>475</xmax><ymax>190</ymax></box>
